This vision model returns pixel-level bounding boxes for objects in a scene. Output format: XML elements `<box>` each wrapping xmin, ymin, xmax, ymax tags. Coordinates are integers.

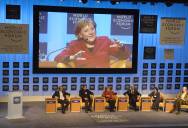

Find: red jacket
<box><xmin>102</xmin><ymin>90</ymin><xmax>117</xmax><ymax>101</ymax></box>
<box><xmin>54</xmin><ymin>36</ymin><xmax>130</xmax><ymax>68</ymax></box>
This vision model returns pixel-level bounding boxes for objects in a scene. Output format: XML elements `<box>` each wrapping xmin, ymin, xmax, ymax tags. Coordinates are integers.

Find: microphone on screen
<box><xmin>45</xmin><ymin>47</ymin><xmax>66</xmax><ymax>61</ymax></box>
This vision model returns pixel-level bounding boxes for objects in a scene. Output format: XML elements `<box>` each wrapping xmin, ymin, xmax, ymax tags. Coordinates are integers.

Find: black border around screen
<box><xmin>33</xmin><ymin>5</ymin><xmax>139</xmax><ymax>74</ymax></box>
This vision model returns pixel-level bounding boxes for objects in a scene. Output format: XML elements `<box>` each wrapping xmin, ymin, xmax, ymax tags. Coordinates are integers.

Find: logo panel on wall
<box><xmin>0</xmin><ymin>23</ymin><xmax>28</xmax><ymax>53</ymax></box>
<box><xmin>6</xmin><ymin>5</ymin><xmax>20</xmax><ymax>19</ymax></box>
<box><xmin>39</xmin><ymin>12</ymin><xmax>48</xmax><ymax>33</ymax></box>
<box><xmin>13</xmin><ymin>96</ymin><xmax>21</xmax><ymax>104</ymax></box>
<box><xmin>140</xmin><ymin>15</ymin><xmax>157</xmax><ymax>33</ymax></box>
<box><xmin>164</xmin><ymin>49</ymin><xmax>174</xmax><ymax>60</ymax></box>
<box><xmin>67</xmin><ymin>13</ymin><xmax>94</xmax><ymax>34</ymax></box>
<box><xmin>160</xmin><ymin>17</ymin><xmax>186</xmax><ymax>44</ymax></box>
<box><xmin>143</xmin><ymin>47</ymin><xmax>156</xmax><ymax>59</ymax></box>
<box><xmin>111</xmin><ymin>15</ymin><xmax>133</xmax><ymax>35</ymax></box>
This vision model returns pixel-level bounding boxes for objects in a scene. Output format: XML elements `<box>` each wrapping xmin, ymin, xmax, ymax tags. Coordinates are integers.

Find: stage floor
<box><xmin>0</xmin><ymin>102</ymin><xmax>188</xmax><ymax>128</ymax></box>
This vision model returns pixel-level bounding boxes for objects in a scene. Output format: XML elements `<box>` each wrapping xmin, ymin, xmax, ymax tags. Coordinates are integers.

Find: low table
<box><xmin>45</xmin><ymin>98</ymin><xmax>57</xmax><ymax>113</ymax></box>
<box><xmin>94</xmin><ymin>97</ymin><xmax>105</xmax><ymax>112</ymax></box>
<box><xmin>165</xmin><ymin>98</ymin><xmax>175</xmax><ymax>112</ymax></box>
<box><xmin>141</xmin><ymin>97</ymin><xmax>152</xmax><ymax>111</ymax></box>
<box><xmin>70</xmin><ymin>97</ymin><xmax>81</xmax><ymax>112</ymax></box>
<box><xmin>117</xmin><ymin>97</ymin><xmax>129</xmax><ymax>111</ymax></box>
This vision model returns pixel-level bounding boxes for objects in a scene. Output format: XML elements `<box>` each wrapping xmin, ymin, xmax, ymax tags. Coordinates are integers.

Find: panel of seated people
<box><xmin>46</xmin><ymin>95</ymin><xmax>188</xmax><ymax>114</ymax></box>
<box><xmin>48</xmin><ymin>85</ymin><xmax>188</xmax><ymax>114</ymax></box>
<box><xmin>46</xmin><ymin>96</ymin><xmax>150</xmax><ymax>113</ymax></box>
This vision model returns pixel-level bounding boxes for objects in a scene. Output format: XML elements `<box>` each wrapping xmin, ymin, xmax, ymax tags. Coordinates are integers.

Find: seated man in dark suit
<box><xmin>79</xmin><ymin>85</ymin><xmax>94</xmax><ymax>113</ymax></box>
<box><xmin>52</xmin><ymin>86</ymin><xmax>70</xmax><ymax>114</ymax></box>
<box><xmin>123</xmin><ymin>85</ymin><xmax>141</xmax><ymax>111</ymax></box>
<box><xmin>148</xmin><ymin>87</ymin><xmax>161</xmax><ymax>111</ymax></box>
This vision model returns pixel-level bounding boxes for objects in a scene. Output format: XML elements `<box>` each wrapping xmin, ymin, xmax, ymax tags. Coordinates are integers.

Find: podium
<box><xmin>94</xmin><ymin>97</ymin><xmax>105</xmax><ymax>112</ymax></box>
<box><xmin>117</xmin><ymin>97</ymin><xmax>128</xmax><ymax>111</ymax></box>
<box><xmin>141</xmin><ymin>97</ymin><xmax>152</xmax><ymax>111</ymax></box>
<box><xmin>45</xmin><ymin>98</ymin><xmax>57</xmax><ymax>113</ymax></box>
<box><xmin>6</xmin><ymin>91</ymin><xmax>24</xmax><ymax>119</ymax></box>
<box><xmin>165</xmin><ymin>98</ymin><xmax>175</xmax><ymax>112</ymax></box>
<box><xmin>70</xmin><ymin>97</ymin><xmax>81</xmax><ymax>112</ymax></box>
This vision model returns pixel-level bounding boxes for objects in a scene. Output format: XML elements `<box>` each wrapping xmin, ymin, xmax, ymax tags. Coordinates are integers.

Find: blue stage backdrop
<box><xmin>0</xmin><ymin>0</ymin><xmax>188</xmax><ymax>96</ymax></box>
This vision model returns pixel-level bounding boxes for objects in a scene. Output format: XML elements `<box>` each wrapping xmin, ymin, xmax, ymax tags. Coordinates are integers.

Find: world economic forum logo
<box><xmin>39</xmin><ymin>12</ymin><xmax>48</xmax><ymax>34</ymax></box>
<box><xmin>111</xmin><ymin>15</ymin><xmax>133</xmax><ymax>35</ymax></box>
<box><xmin>67</xmin><ymin>13</ymin><xmax>94</xmax><ymax>34</ymax></box>
<box><xmin>13</xmin><ymin>96</ymin><xmax>21</xmax><ymax>104</ymax></box>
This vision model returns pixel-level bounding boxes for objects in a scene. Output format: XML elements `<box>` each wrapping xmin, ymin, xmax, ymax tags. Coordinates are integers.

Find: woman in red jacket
<box><xmin>102</xmin><ymin>87</ymin><xmax>117</xmax><ymax>112</ymax></box>
<box><xmin>54</xmin><ymin>18</ymin><xmax>130</xmax><ymax>68</ymax></box>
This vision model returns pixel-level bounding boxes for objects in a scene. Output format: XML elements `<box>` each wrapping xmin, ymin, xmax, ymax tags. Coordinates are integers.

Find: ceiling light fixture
<box><xmin>110</xmin><ymin>0</ymin><xmax>120</xmax><ymax>5</ymax></box>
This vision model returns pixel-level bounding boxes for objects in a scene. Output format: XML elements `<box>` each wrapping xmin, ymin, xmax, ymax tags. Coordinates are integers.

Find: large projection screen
<box><xmin>33</xmin><ymin>6</ymin><xmax>139</xmax><ymax>74</ymax></box>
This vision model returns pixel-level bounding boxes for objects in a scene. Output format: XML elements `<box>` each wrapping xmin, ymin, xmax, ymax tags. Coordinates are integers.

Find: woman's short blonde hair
<box><xmin>75</xmin><ymin>18</ymin><xmax>96</xmax><ymax>38</ymax></box>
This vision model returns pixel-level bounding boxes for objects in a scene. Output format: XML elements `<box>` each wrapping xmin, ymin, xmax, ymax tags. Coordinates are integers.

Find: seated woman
<box><xmin>79</xmin><ymin>85</ymin><xmax>94</xmax><ymax>113</ymax></box>
<box><xmin>123</xmin><ymin>85</ymin><xmax>141</xmax><ymax>111</ymax></box>
<box><xmin>171</xmin><ymin>86</ymin><xmax>188</xmax><ymax>114</ymax></box>
<box><xmin>102</xmin><ymin>87</ymin><xmax>117</xmax><ymax>112</ymax></box>
<box><xmin>148</xmin><ymin>87</ymin><xmax>161</xmax><ymax>111</ymax></box>
<box><xmin>54</xmin><ymin>18</ymin><xmax>130</xmax><ymax>68</ymax></box>
<box><xmin>52</xmin><ymin>86</ymin><xmax>70</xmax><ymax>114</ymax></box>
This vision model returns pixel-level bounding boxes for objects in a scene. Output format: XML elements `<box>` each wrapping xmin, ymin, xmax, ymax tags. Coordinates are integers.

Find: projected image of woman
<box><xmin>54</xmin><ymin>18</ymin><xmax>131</xmax><ymax>68</ymax></box>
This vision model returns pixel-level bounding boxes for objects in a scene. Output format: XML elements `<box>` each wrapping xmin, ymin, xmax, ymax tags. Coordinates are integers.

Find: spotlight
<box><xmin>96</xmin><ymin>0</ymin><xmax>100</xmax><ymax>3</ymax></box>
<box><xmin>79</xmin><ymin>0</ymin><xmax>88</xmax><ymax>4</ymax></box>
<box><xmin>165</xmin><ymin>2</ymin><xmax>173</xmax><ymax>7</ymax></box>
<box><xmin>110</xmin><ymin>0</ymin><xmax>119</xmax><ymax>5</ymax></box>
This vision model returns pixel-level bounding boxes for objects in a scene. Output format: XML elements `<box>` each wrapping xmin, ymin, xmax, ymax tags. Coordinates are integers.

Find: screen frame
<box><xmin>33</xmin><ymin>5</ymin><xmax>139</xmax><ymax>74</ymax></box>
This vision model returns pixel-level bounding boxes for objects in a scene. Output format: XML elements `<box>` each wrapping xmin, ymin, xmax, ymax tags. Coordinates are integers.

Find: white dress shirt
<box><xmin>59</xmin><ymin>91</ymin><xmax>64</xmax><ymax>100</ymax></box>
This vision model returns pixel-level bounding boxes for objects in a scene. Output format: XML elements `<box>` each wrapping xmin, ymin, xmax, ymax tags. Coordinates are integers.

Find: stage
<box><xmin>0</xmin><ymin>102</ymin><xmax>188</xmax><ymax>128</ymax></box>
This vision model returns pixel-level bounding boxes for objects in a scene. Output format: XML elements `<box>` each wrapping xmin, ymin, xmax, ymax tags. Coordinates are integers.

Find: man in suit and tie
<box><xmin>123</xmin><ymin>85</ymin><xmax>141</xmax><ymax>111</ymax></box>
<box><xmin>79</xmin><ymin>85</ymin><xmax>94</xmax><ymax>113</ymax></box>
<box><xmin>52</xmin><ymin>86</ymin><xmax>70</xmax><ymax>114</ymax></box>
